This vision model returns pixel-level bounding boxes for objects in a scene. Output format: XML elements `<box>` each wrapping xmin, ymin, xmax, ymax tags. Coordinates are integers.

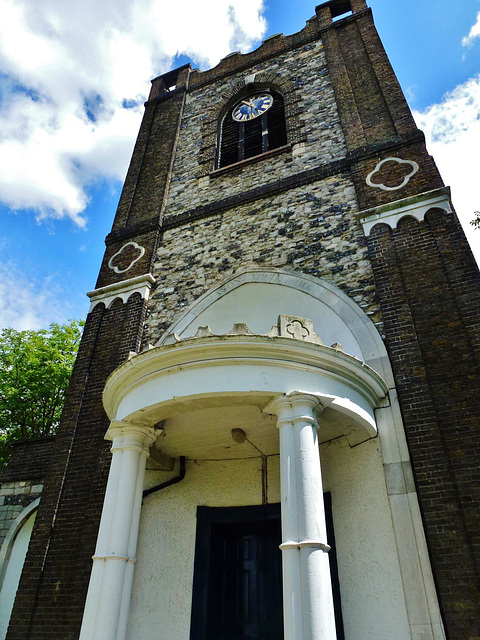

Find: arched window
<box><xmin>217</xmin><ymin>89</ymin><xmax>287</xmax><ymax>168</ymax></box>
<box><xmin>0</xmin><ymin>501</ymin><xmax>38</xmax><ymax>640</ymax></box>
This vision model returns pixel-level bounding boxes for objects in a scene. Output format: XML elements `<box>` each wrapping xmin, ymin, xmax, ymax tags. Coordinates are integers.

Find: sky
<box><xmin>0</xmin><ymin>0</ymin><xmax>479</xmax><ymax>330</ymax></box>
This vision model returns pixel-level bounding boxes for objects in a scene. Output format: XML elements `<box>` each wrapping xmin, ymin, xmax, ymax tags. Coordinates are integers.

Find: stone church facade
<box><xmin>1</xmin><ymin>0</ymin><xmax>479</xmax><ymax>639</ymax></box>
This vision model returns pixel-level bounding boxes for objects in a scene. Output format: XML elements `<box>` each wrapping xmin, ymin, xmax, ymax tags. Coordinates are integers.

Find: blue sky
<box><xmin>1</xmin><ymin>0</ymin><xmax>480</xmax><ymax>329</ymax></box>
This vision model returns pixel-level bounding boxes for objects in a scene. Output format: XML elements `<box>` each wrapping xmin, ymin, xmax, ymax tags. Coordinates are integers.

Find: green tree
<box><xmin>0</xmin><ymin>320</ymin><xmax>84</xmax><ymax>470</ymax></box>
<box><xmin>471</xmin><ymin>212</ymin><xmax>480</xmax><ymax>229</ymax></box>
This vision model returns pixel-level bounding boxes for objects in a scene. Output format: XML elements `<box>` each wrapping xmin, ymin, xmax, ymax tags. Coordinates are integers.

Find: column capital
<box><xmin>264</xmin><ymin>391</ymin><xmax>324</xmax><ymax>425</ymax></box>
<box><xmin>106</xmin><ymin>420</ymin><xmax>158</xmax><ymax>454</ymax></box>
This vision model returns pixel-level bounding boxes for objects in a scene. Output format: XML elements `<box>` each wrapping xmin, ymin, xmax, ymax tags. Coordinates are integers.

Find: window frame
<box><xmin>216</xmin><ymin>89</ymin><xmax>288</xmax><ymax>169</ymax></box>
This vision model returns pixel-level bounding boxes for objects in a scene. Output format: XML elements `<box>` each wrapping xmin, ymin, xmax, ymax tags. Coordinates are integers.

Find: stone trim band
<box><xmin>280</xmin><ymin>540</ymin><xmax>331</xmax><ymax>552</ymax></box>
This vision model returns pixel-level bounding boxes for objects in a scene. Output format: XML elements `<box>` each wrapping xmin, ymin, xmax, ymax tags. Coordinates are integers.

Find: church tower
<box><xmin>3</xmin><ymin>1</ymin><xmax>480</xmax><ymax>639</ymax></box>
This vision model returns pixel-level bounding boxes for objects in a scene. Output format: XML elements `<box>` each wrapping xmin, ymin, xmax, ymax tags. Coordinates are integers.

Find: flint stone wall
<box><xmin>164</xmin><ymin>40</ymin><xmax>346</xmax><ymax>219</ymax></box>
<box><xmin>146</xmin><ymin>177</ymin><xmax>381</xmax><ymax>343</ymax></box>
<box><xmin>145</xmin><ymin>39</ymin><xmax>381</xmax><ymax>344</ymax></box>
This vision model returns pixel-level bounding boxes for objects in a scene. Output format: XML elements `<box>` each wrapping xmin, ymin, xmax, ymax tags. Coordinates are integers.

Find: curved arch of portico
<box><xmin>157</xmin><ymin>268</ymin><xmax>392</xmax><ymax>386</ymax></box>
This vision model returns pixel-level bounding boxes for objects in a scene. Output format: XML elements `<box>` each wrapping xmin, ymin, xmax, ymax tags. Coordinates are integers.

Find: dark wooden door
<box><xmin>190</xmin><ymin>501</ymin><xmax>344</xmax><ymax>640</ymax></box>
<box><xmin>206</xmin><ymin>519</ymin><xmax>283</xmax><ymax>640</ymax></box>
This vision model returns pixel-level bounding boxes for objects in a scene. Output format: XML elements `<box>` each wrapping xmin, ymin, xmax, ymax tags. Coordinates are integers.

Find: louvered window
<box><xmin>217</xmin><ymin>90</ymin><xmax>287</xmax><ymax>168</ymax></box>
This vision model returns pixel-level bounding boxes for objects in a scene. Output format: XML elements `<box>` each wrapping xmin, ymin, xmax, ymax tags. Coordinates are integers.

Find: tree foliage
<box><xmin>471</xmin><ymin>211</ymin><xmax>480</xmax><ymax>229</ymax></box>
<box><xmin>0</xmin><ymin>320</ymin><xmax>84</xmax><ymax>470</ymax></box>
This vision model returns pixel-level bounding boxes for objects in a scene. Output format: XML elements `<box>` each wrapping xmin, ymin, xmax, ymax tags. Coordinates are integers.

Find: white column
<box><xmin>79</xmin><ymin>421</ymin><xmax>156</xmax><ymax>640</ymax></box>
<box><xmin>267</xmin><ymin>392</ymin><xmax>337</xmax><ymax>640</ymax></box>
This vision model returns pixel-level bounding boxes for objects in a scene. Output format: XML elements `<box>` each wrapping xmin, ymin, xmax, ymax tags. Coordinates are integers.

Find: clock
<box><xmin>232</xmin><ymin>93</ymin><xmax>274</xmax><ymax>122</ymax></box>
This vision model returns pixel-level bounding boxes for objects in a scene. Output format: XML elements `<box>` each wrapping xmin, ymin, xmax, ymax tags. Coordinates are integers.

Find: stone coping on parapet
<box><xmin>87</xmin><ymin>274</ymin><xmax>156</xmax><ymax>312</ymax></box>
<box><xmin>356</xmin><ymin>186</ymin><xmax>452</xmax><ymax>236</ymax></box>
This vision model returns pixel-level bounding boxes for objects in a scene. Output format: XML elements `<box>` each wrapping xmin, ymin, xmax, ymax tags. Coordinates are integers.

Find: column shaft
<box><xmin>79</xmin><ymin>422</ymin><xmax>156</xmax><ymax>640</ymax></box>
<box><xmin>278</xmin><ymin>413</ymin><xmax>304</xmax><ymax>640</ymax></box>
<box><xmin>269</xmin><ymin>392</ymin><xmax>337</xmax><ymax>640</ymax></box>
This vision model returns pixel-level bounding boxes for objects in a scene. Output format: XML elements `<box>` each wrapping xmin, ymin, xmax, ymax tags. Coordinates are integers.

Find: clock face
<box><xmin>232</xmin><ymin>93</ymin><xmax>274</xmax><ymax>122</ymax></box>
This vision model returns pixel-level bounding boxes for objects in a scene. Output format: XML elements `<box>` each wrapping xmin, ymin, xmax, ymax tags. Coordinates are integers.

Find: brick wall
<box><xmin>0</xmin><ymin>438</ymin><xmax>54</xmax><ymax>549</ymax></box>
<box><xmin>0</xmin><ymin>438</ymin><xmax>55</xmax><ymax>485</ymax></box>
<box><xmin>368</xmin><ymin>211</ymin><xmax>480</xmax><ymax>639</ymax></box>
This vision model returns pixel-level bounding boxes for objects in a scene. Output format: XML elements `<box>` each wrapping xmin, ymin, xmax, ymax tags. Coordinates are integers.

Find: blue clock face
<box><xmin>232</xmin><ymin>93</ymin><xmax>274</xmax><ymax>122</ymax></box>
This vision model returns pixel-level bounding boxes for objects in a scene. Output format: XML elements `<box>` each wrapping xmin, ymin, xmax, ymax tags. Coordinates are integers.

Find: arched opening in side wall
<box><xmin>0</xmin><ymin>501</ymin><xmax>38</xmax><ymax>640</ymax></box>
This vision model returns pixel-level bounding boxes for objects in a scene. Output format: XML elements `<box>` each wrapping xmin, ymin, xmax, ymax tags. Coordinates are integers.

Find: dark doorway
<box><xmin>190</xmin><ymin>504</ymin><xmax>282</xmax><ymax>640</ymax></box>
<box><xmin>190</xmin><ymin>500</ymin><xmax>344</xmax><ymax>640</ymax></box>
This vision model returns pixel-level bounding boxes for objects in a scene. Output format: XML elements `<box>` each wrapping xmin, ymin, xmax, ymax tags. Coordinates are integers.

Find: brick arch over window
<box><xmin>197</xmin><ymin>73</ymin><xmax>304</xmax><ymax>174</ymax></box>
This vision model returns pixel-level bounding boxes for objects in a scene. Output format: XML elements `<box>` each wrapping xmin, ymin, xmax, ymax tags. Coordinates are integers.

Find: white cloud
<box><xmin>462</xmin><ymin>11</ymin><xmax>480</xmax><ymax>47</ymax></box>
<box><xmin>0</xmin><ymin>0</ymin><xmax>267</xmax><ymax>225</ymax></box>
<box><xmin>0</xmin><ymin>260</ymin><xmax>88</xmax><ymax>330</ymax></box>
<box><xmin>413</xmin><ymin>74</ymin><xmax>480</xmax><ymax>266</ymax></box>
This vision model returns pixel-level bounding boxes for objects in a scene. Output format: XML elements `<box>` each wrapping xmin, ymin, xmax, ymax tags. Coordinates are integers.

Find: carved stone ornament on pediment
<box><xmin>159</xmin><ymin>315</ymin><xmax>346</xmax><ymax>351</ymax></box>
<box><xmin>278</xmin><ymin>314</ymin><xmax>315</xmax><ymax>341</ymax></box>
<box><xmin>108</xmin><ymin>242</ymin><xmax>145</xmax><ymax>274</ymax></box>
<box><xmin>366</xmin><ymin>157</ymin><xmax>419</xmax><ymax>191</ymax></box>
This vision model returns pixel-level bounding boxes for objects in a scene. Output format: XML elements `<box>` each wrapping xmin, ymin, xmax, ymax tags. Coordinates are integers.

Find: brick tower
<box><xmin>2</xmin><ymin>1</ymin><xmax>479</xmax><ymax>639</ymax></box>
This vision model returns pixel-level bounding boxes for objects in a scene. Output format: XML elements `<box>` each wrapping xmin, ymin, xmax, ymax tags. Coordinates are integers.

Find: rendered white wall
<box><xmin>127</xmin><ymin>457</ymin><xmax>270</xmax><ymax>640</ymax></box>
<box><xmin>321</xmin><ymin>436</ymin><xmax>411</xmax><ymax>640</ymax></box>
<box><xmin>126</xmin><ymin>436</ymin><xmax>411</xmax><ymax>640</ymax></box>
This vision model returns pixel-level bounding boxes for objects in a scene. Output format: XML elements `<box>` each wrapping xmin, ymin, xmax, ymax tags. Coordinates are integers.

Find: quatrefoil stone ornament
<box><xmin>279</xmin><ymin>315</ymin><xmax>318</xmax><ymax>343</ymax></box>
<box><xmin>285</xmin><ymin>319</ymin><xmax>309</xmax><ymax>341</ymax></box>
<box><xmin>366</xmin><ymin>157</ymin><xmax>419</xmax><ymax>191</ymax></box>
<box><xmin>108</xmin><ymin>242</ymin><xmax>145</xmax><ymax>274</ymax></box>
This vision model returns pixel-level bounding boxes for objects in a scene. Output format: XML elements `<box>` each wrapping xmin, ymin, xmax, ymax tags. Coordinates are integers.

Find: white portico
<box><xmin>79</xmin><ymin>313</ymin><xmax>387</xmax><ymax>640</ymax></box>
<box><xmin>80</xmin><ymin>270</ymin><xmax>446</xmax><ymax>640</ymax></box>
